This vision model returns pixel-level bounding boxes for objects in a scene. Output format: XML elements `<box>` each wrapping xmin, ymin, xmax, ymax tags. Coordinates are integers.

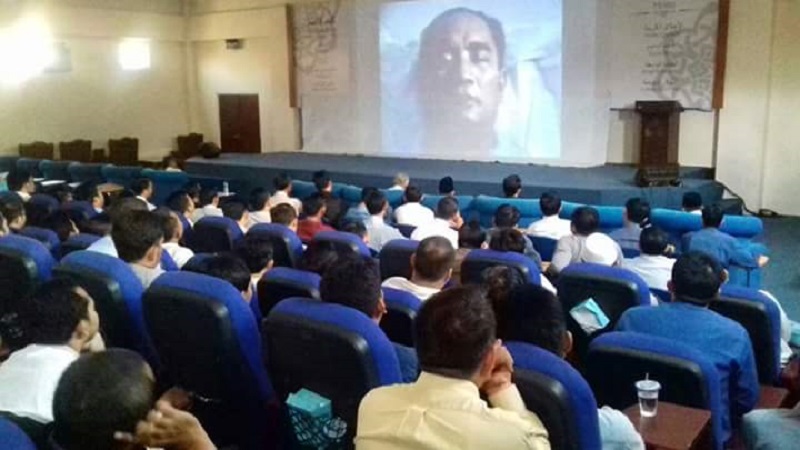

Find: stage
<box><xmin>184</xmin><ymin>152</ymin><xmax>723</xmax><ymax>209</ymax></box>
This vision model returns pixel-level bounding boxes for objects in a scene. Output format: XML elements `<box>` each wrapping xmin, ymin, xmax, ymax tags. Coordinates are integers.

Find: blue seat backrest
<box><xmin>712</xmin><ymin>285</ymin><xmax>781</xmax><ymax>384</ymax></box>
<box><xmin>101</xmin><ymin>165</ymin><xmax>142</xmax><ymax>187</ymax></box>
<box><xmin>529</xmin><ymin>236</ymin><xmax>558</xmax><ymax>262</ymax></box>
<box><xmin>39</xmin><ymin>160</ymin><xmax>72</xmax><ymax>180</ymax></box>
<box><xmin>248</xmin><ymin>223</ymin><xmax>304</xmax><ymax>268</ymax></box>
<box><xmin>18</xmin><ymin>227</ymin><xmax>60</xmax><ymax>257</ymax></box>
<box><xmin>265</xmin><ymin>298</ymin><xmax>402</xmax><ymax>433</ymax></box>
<box><xmin>54</xmin><ymin>251</ymin><xmax>157</xmax><ymax>365</ymax></box>
<box><xmin>29</xmin><ymin>194</ymin><xmax>59</xmax><ymax>217</ymax></box>
<box><xmin>560</xmin><ymin>202</ymin><xmax>624</xmax><ymax>233</ymax></box>
<box><xmin>291</xmin><ymin>180</ymin><xmax>316</xmax><ymax>199</ymax></box>
<box><xmin>394</xmin><ymin>223</ymin><xmax>416</xmax><ymax>238</ymax></box>
<box><xmin>67</xmin><ymin>162</ymin><xmax>106</xmax><ymax>183</ymax></box>
<box><xmin>472</xmin><ymin>195</ymin><xmax>543</xmax><ymax>228</ymax></box>
<box><xmin>381</xmin><ymin>287</ymin><xmax>422</xmax><ymax>347</ymax></box>
<box><xmin>60</xmin><ymin>233</ymin><xmax>101</xmax><ymax>259</ymax></box>
<box><xmin>15</xmin><ymin>158</ymin><xmax>44</xmax><ymax>178</ymax></box>
<box><xmin>141</xmin><ymin>169</ymin><xmax>190</xmax><ymax>206</ymax></box>
<box><xmin>181</xmin><ymin>253</ymin><xmax>215</xmax><ymax>273</ymax></box>
<box><xmin>256</xmin><ymin>267</ymin><xmax>320</xmax><ymax>318</ymax></box>
<box><xmin>378</xmin><ymin>239</ymin><xmax>418</xmax><ymax>280</ymax></box>
<box><xmin>0</xmin><ymin>417</ymin><xmax>36</xmax><ymax>450</ymax></box>
<box><xmin>189</xmin><ymin>216</ymin><xmax>243</xmax><ymax>253</ymax></box>
<box><xmin>381</xmin><ymin>189</ymin><xmax>405</xmax><ymax>209</ymax></box>
<box><xmin>337</xmin><ymin>184</ymin><xmax>363</xmax><ymax>204</ymax></box>
<box><xmin>507</xmin><ymin>342</ymin><xmax>602</xmax><ymax>450</ymax></box>
<box><xmin>144</xmin><ymin>271</ymin><xmax>274</xmax><ymax>449</ymax></box>
<box><xmin>313</xmin><ymin>230</ymin><xmax>371</xmax><ymax>258</ymax></box>
<box><xmin>651</xmin><ymin>209</ymin><xmax>763</xmax><ymax>241</ymax></box>
<box><xmin>420</xmin><ymin>195</ymin><xmax>475</xmax><ymax>218</ymax></box>
<box><xmin>61</xmin><ymin>201</ymin><xmax>98</xmax><ymax>224</ymax></box>
<box><xmin>460</xmin><ymin>249</ymin><xmax>541</xmax><ymax>285</ymax></box>
<box><xmin>586</xmin><ymin>331</ymin><xmax>724</xmax><ymax>449</ymax></box>
<box><xmin>0</xmin><ymin>235</ymin><xmax>55</xmax><ymax>313</ymax></box>
<box><xmin>160</xmin><ymin>250</ymin><xmax>179</xmax><ymax>272</ymax></box>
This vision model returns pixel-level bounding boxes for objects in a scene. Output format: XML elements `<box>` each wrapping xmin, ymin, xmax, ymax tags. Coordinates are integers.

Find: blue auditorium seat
<box><xmin>256</xmin><ymin>267</ymin><xmax>320</xmax><ymax>318</ymax></box>
<box><xmin>460</xmin><ymin>249</ymin><xmax>541</xmax><ymax>285</ymax></box>
<box><xmin>312</xmin><ymin>230</ymin><xmax>371</xmax><ymax>258</ymax></box>
<box><xmin>141</xmin><ymin>169</ymin><xmax>190</xmax><ymax>206</ymax></box>
<box><xmin>67</xmin><ymin>162</ymin><xmax>106</xmax><ymax>183</ymax></box>
<box><xmin>381</xmin><ymin>287</ymin><xmax>421</xmax><ymax>347</ymax></box>
<box><xmin>247</xmin><ymin>223</ymin><xmax>303</xmax><ymax>268</ymax></box>
<box><xmin>54</xmin><ymin>251</ymin><xmax>157</xmax><ymax>365</ymax></box>
<box><xmin>17</xmin><ymin>227</ymin><xmax>60</xmax><ymax>258</ymax></box>
<box><xmin>144</xmin><ymin>272</ymin><xmax>275</xmax><ymax>449</ymax></box>
<box><xmin>0</xmin><ymin>235</ymin><xmax>55</xmax><ymax>313</ymax></box>
<box><xmin>337</xmin><ymin>184</ymin><xmax>362</xmax><ymax>204</ymax></box>
<box><xmin>61</xmin><ymin>201</ymin><xmax>99</xmax><ymax>224</ymax></box>
<box><xmin>381</xmin><ymin>189</ymin><xmax>405</xmax><ymax>209</ymax></box>
<box><xmin>101</xmin><ymin>165</ymin><xmax>142</xmax><ymax>187</ymax></box>
<box><xmin>560</xmin><ymin>203</ymin><xmax>625</xmax><ymax>233</ymax></box>
<box><xmin>471</xmin><ymin>195</ymin><xmax>543</xmax><ymax>228</ymax></box>
<box><xmin>181</xmin><ymin>253</ymin><xmax>215</xmax><ymax>273</ymax></box>
<box><xmin>15</xmin><ymin>158</ymin><xmax>44</xmax><ymax>178</ymax></box>
<box><xmin>59</xmin><ymin>233</ymin><xmax>101</xmax><ymax>258</ymax></box>
<box><xmin>28</xmin><ymin>194</ymin><xmax>59</xmax><ymax>218</ymax></box>
<box><xmin>378</xmin><ymin>239</ymin><xmax>418</xmax><ymax>280</ymax></box>
<box><xmin>290</xmin><ymin>180</ymin><xmax>316</xmax><ymax>199</ymax></box>
<box><xmin>420</xmin><ymin>195</ymin><xmax>476</xmax><ymax>219</ymax></box>
<box><xmin>160</xmin><ymin>250</ymin><xmax>179</xmax><ymax>272</ymax></box>
<box><xmin>529</xmin><ymin>236</ymin><xmax>558</xmax><ymax>262</ymax></box>
<box><xmin>586</xmin><ymin>331</ymin><xmax>725</xmax><ymax>449</ymax></box>
<box><xmin>507</xmin><ymin>342</ymin><xmax>602</xmax><ymax>450</ymax></box>
<box><xmin>0</xmin><ymin>417</ymin><xmax>36</xmax><ymax>450</ymax></box>
<box><xmin>39</xmin><ymin>160</ymin><xmax>72</xmax><ymax>181</ymax></box>
<box><xmin>188</xmin><ymin>216</ymin><xmax>243</xmax><ymax>253</ymax></box>
<box><xmin>265</xmin><ymin>298</ymin><xmax>402</xmax><ymax>435</ymax></box>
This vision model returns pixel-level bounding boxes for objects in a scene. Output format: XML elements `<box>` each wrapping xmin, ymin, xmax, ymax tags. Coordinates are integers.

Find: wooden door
<box><xmin>219</xmin><ymin>94</ymin><xmax>261</xmax><ymax>153</ymax></box>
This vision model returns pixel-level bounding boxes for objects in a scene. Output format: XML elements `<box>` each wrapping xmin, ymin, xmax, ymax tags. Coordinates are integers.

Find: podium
<box><xmin>635</xmin><ymin>101</ymin><xmax>683</xmax><ymax>187</ymax></box>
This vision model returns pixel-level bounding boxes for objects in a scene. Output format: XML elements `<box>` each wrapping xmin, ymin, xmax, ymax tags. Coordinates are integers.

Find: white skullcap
<box><xmin>582</xmin><ymin>233</ymin><xmax>619</xmax><ymax>266</ymax></box>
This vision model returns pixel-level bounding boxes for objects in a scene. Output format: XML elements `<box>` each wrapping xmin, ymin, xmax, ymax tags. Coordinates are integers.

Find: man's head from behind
<box><xmin>53</xmin><ymin>349</ymin><xmax>154</xmax><ymax>450</ymax></box>
<box><xmin>273</xmin><ymin>173</ymin><xmax>292</xmax><ymax>192</ymax></box>
<box><xmin>438</xmin><ymin>176</ymin><xmax>455</xmax><ymax>196</ymax></box>
<box><xmin>250</xmin><ymin>188</ymin><xmax>271</xmax><ymax>212</ymax></box>
<box><xmin>320</xmin><ymin>255</ymin><xmax>384</xmax><ymax>322</ymax></box>
<box><xmin>0</xmin><ymin>199</ymin><xmax>26</xmax><ymax>230</ymax></box>
<box><xmin>404</xmin><ymin>185</ymin><xmax>423</xmax><ymax>204</ymax></box>
<box><xmin>312</xmin><ymin>170</ymin><xmax>333</xmax><ymax>192</ymax></box>
<box><xmin>412</xmin><ymin>236</ymin><xmax>455</xmax><ymax>286</ymax></box>
<box><xmin>112</xmin><ymin>210</ymin><xmax>163</xmax><ymax>267</ymax></box>
<box><xmin>222</xmin><ymin>200</ymin><xmax>249</xmax><ymax>225</ymax></box>
<box><xmin>488</xmin><ymin>228</ymin><xmax>526</xmax><ymax>254</ymax></box>
<box><xmin>270</xmin><ymin>203</ymin><xmax>298</xmax><ymax>231</ymax></box>
<box><xmin>669</xmin><ymin>251</ymin><xmax>726</xmax><ymax>305</ymax></box>
<box><xmin>365</xmin><ymin>189</ymin><xmax>388</xmax><ymax>217</ymax></box>
<box><xmin>198</xmin><ymin>188</ymin><xmax>219</xmax><ymax>208</ymax></box>
<box><xmin>436</xmin><ymin>196</ymin><xmax>462</xmax><ymax>227</ymax></box>
<box><xmin>624</xmin><ymin>197</ymin><xmax>651</xmax><ymax>226</ymax></box>
<box><xmin>501</xmin><ymin>174</ymin><xmax>521</xmax><ymax>198</ymax></box>
<box><xmin>571</xmin><ymin>206</ymin><xmax>599</xmax><ymax>236</ymax></box>
<box><xmin>154</xmin><ymin>209</ymin><xmax>182</xmax><ymax>244</ymax></box>
<box><xmin>480</xmin><ymin>265</ymin><xmax>526</xmax><ymax>340</ymax></box>
<box><xmin>235</xmin><ymin>235</ymin><xmax>274</xmax><ymax>276</ymax></box>
<box><xmin>702</xmin><ymin>203</ymin><xmax>724</xmax><ymax>229</ymax></box>
<box><xmin>639</xmin><ymin>226</ymin><xmax>669</xmax><ymax>256</ymax></box>
<box><xmin>22</xmin><ymin>279</ymin><xmax>99</xmax><ymax>351</ymax></box>
<box><xmin>539</xmin><ymin>191</ymin><xmax>562</xmax><ymax>217</ymax></box>
<box><xmin>506</xmin><ymin>284</ymin><xmax>571</xmax><ymax>358</ymax></box>
<box><xmin>185</xmin><ymin>254</ymin><xmax>253</xmax><ymax>302</ymax></box>
<box><xmin>493</xmin><ymin>204</ymin><xmax>520</xmax><ymax>228</ymax></box>
<box><xmin>682</xmin><ymin>191</ymin><xmax>703</xmax><ymax>212</ymax></box>
<box><xmin>302</xmin><ymin>193</ymin><xmax>327</xmax><ymax>219</ymax></box>
<box><xmin>131</xmin><ymin>178</ymin><xmax>153</xmax><ymax>200</ymax></box>
<box><xmin>7</xmin><ymin>170</ymin><xmax>34</xmax><ymax>194</ymax></box>
<box><xmin>415</xmin><ymin>286</ymin><xmax>498</xmax><ymax>381</ymax></box>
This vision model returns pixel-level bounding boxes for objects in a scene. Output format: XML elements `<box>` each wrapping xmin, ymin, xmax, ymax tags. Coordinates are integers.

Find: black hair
<box><xmin>47</xmin><ymin>211</ymin><xmax>77</xmax><ymax>242</ymax></box>
<box><xmin>300</xmin><ymin>241</ymin><xmax>340</xmax><ymax>276</ymax></box>
<box><xmin>458</xmin><ymin>220</ymin><xmax>486</xmax><ymax>249</ymax></box>
<box><xmin>438</xmin><ymin>176</ymin><xmax>454</xmax><ymax>194</ymax></box>
<box><xmin>312</xmin><ymin>170</ymin><xmax>332</xmax><ymax>192</ymax></box>
<box><xmin>415</xmin><ymin>286</ymin><xmax>496</xmax><ymax>378</ymax></box>
<box><xmin>365</xmin><ymin>190</ymin><xmax>388</xmax><ymax>215</ymax></box>
<box><xmin>111</xmin><ymin>210</ymin><xmax>163</xmax><ymax>263</ymax></box>
<box><xmin>166</xmin><ymin>190</ymin><xmax>193</xmax><ymax>214</ymax></box>
<box><xmin>540</xmin><ymin>191</ymin><xmax>562</xmax><ymax>217</ymax></box>
<box><xmin>506</xmin><ymin>284</ymin><xmax>566</xmax><ymax>356</ymax></box>
<box><xmin>22</xmin><ymin>279</ymin><xmax>89</xmax><ymax>345</ymax></box>
<box><xmin>24</xmin><ymin>200</ymin><xmax>49</xmax><ymax>227</ymax></box>
<box><xmin>420</xmin><ymin>8</ymin><xmax>507</xmax><ymax>71</ymax></box>
<box><xmin>235</xmin><ymin>235</ymin><xmax>274</xmax><ymax>274</ymax></box>
<box><xmin>501</xmin><ymin>174</ymin><xmax>522</xmax><ymax>197</ymax></box>
<box><xmin>273</xmin><ymin>173</ymin><xmax>292</xmax><ymax>191</ymax></box>
<box><xmin>153</xmin><ymin>208</ymin><xmax>180</xmax><ymax>242</ymax></box>
<box><xmin>341</xmin><ymin>220</ymin><xmax>368</xmax><ymax>240</ymax></box>
<box><xmin>6</xmin><ymin>170</ymin><xmax>32</xmax><ymax>192</ymax></box>
<box><xmin>52</xmin><ymin>349</ymin><xmax>154</xmax><ymax>450</ymax></box>
<box><xmin>222</xmin><ymin>201</ymin><xmax>247</xmax><ymax>221</ymax></box>
<box><xmin>302</xmin><ymin>193</ymin><xmax>326</xmax><ymax>216</ymax></box>
<box><xmin>436</xmin><ymin>196</ymin><xmax>460</xmax><ymax>220</ymax></box>
<box><xmin>414</xmin><ymin>236</ymin><xmax>455</xmax><ymax>281</ymax></box>
<box><xmin>183</xmin><ymin>181</ymin><xmax>201</xmax><ymax>203</ymax></box>
<box><xmin>702</xmin><ymin>204</ymin><xmax>724</xmax><ymax>228</ymax></box>
<box><xmin>671</xmin><ymin>251</ymin><xmax>724</xmax><ymax>303</ymax></box>
<box><xmin>198</xmin><ymin>188</ymin><xmax>219</xmax><ymax>207</ymax></box>
<box><xmin>480</xmin><ymin>265</ymin><xmax>527</xmax><ymax>339</ymax></box>
<box><xmin>187</xmin><ymin>254</ymin><xmax>252</xmax><ymax>293</ymax></box>
<box><xmin>682</xmin><ymin>192</ymin><xmax>703</xmax><ymax>210</ymax></box>
<box><xmin>0</xmin><ymin>199</ymin><xmax>26</xmax><ymax>228</ymax></box>
<box><xmin>271</xmin><ymin>203</ymin><xmax>297</xmax><ymax>227</ymax></box>
<box><xmin>404</xmin><ymin>185</ymin><xmax>423</xmax><ymax>203</ymax></box>
<box><xmin>571</xmin><ymin>206</ymin><xmax>599</xmax><ymax>236</ymax></box>
<box><xmin>494</xmin><ymin>204</ymin><xmax>520</xmax><ymax>228</ymax></box>
<box><xmin>489</xmin><ymin>228</ymin><xmax>526</xmax><ymax>254</ymax></box>
<box><xmin>625</xmin><ymin>197</ymin><xmax>651</xmax><ymax>225</ymax></box>
<box><xmin>639</xmin><ymin>226</ymin><xmax>669</xmax><ymax>255</ymax></box>
<box><xmin>320</xmin><ymin>255</ymin><xmax>382</xmax><ymax>318</ymax></box>
<box><xmin>130</xmin><ymin>178</ymin><xmax>153</xmax><ymax>196</ymax></box>
<box><xmin>250</xmin><ymin>187</ymin><xmax>271</xmax><ymax>211</ymax></box>
<box><xmin>107</xmin><ymin>197</ymin><xmax>148</xmax><ymax>225</ymax></box>
<box><xmin>360</xmin><ymin>186</ymin><xmax>379</xmax><ymax>203</ymax></box>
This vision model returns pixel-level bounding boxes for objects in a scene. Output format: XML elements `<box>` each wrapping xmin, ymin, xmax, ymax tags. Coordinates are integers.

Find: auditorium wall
<box><xmin>0</xmin><ymin>1</ymin><xmax>189</xmax><ymax>161</ymax></box>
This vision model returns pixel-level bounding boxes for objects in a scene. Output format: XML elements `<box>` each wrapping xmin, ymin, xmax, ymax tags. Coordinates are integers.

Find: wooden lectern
<box><xmin>635</xmin><ymin>101</ymin><xmax>683</xmax><ymax>187</ymax></box>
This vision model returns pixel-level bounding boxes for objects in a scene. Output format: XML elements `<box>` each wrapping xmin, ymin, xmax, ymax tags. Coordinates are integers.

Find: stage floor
<box><xmin>184</xmin><ymin>152</ymin><xmax>722</xmax><ymax>209</ymax></box>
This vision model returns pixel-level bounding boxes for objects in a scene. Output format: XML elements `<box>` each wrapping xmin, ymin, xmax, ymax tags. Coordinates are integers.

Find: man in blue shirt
<box><xmin>686</xmin><ymin>204</ymin><xmax>768</xmax><ymax>269</ymax></box>
<box><xmin>617</xmin><ymin>251</ymin><xmax>759</xmax><ymax>444</ymax></box>
<box><xmin>609</xmin><ymin>197</ymin><xmax>650</xmax><ymax>252</ymax></box>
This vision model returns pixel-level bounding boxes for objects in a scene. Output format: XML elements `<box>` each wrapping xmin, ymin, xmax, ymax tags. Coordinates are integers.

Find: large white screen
<box><xmin>380</xmin><ymin>0</ymin><xmax>562</xmax><ymax>160</ymax></box>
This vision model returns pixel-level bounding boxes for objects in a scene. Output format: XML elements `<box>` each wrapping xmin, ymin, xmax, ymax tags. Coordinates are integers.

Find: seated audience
<box><xmin>0</xmin><ymin>280</ymin><xmax>101</xmax><ymax>424</ymax></box>
<box><xmin>87</xmin><ymin>198</ymin><xmax>148</xmax><ymax>257</ymax></box>
<box><xmin>365</xmin><ymin>190</ymin><xmax>404</xmax><ymax>252</ymax></box>
<box><xmin>394</xmin><ymin>185</ymin><xmax>434</xmax><ymax>227</ymax></box>
<box><xmin>184</xmin><ymin>254</ymin><xmax>253</xmax><ymax>305</ymax></box>
<box><xmin>0</xmin><ymin>210</ymin><xmax>8</xmax><ymax>237</ymax></box>
<box><xmin>411</xmin><ymin>197</ymin><xmax>462</xmax><ymax>249</ymax></box>
<box><xmin>502</xmin><ymin>284</ymin><xmax>644</xmax><ymax>450</ymax></box>
<box><xmin>270</xmin><ymin>172</ymin><xmax>302</xmax><ymax>214</ymax></box>
<box><xmin>356</xmin><ymin>286</ymin><xmax>549</xmax><ymax>449</ymax></box>
<box><xmin>222</xmin><ymin>200</ymin><xmax>250</xmax><ymax>234</ymax></box>
<box><xmin>156</xmin><ymin>209</ymin><xmax>194</xmax><ymax>269</ymax></box>
<box><xmin>313</xmin><ymin>170</ymin><xmax>345</xmax><ymax>226</ymax></box>
<box><xmin>480</xmin><ymin>266</ymin><xmax>527</xmax><ymax>339</ymax></box>
<box><xmin>389</xmin><ymin>172</ymin><xmax>410</xmax><ymax>191</ymax></box>
<box><xmin>486</xmin><ymin>205</ymin><xmax>542</xmax><ymax>265</ymax></box>
<box><xmin>52</xmin><ymin>349</ymin><xmax>215</xmax><ymax>450</ymax></box>
<box><xmin>742</xmin><ymin>404</ymin><xmax>800</xmax><ymax>450</ymax></box>
<box><xmin>270</xmin><ymin>203</ymin><xmax>299</xmax><ymax>233</ymax></box>
<box><xmin>687</xmin><ymin>204</ymin><xmax>768</xmax><ymax>269</ymax></box>
<box><xmin>526</xmin><ymin>191</ymin><xmax>572</xmax><ymax>240</ymax></box>
<box><xmin>191</xmin><ymin>188</ymin><xmax>222</xmax><ymax>223</ymax></box>
<box><xmin>502</xmin><ymin>174</ymin><xmax>522</xmax><ymax>198</ymax></box>
<box><xmin>25</xmin><ymin>199</ymin><xmax>50</xmax><ymax>228</ymax></box>
<box><xmin>609</xmin><ymin>197</ymin><xmax>651</xmax><ymax>251</ymax></box>
<box><xmin>342</xmin><ymin>220</ymin><xmax>370</xmax><ymax>247</ymax></box>
<box><xmin>682</xmin><ymin>191</ymin><xmax>703</xmax><ymax>215</ymax></box>
<box><xmin>89</xmin><ymin>185</ymin><xmax>105</xmax><ymax>215</ymax></box>
<box><xmin>166</xmin><ymin>190</ymin><xmax>195</xmax><ymax>228</ymax></box>
<box><xmin>54</xmin><ymin>189</ymin><xmax>73</xmax><ymax>205</ymax></box>
<box><xmin>0</xmin><ymin>199</ymin><xmax>26</xmax><ymax>232</ymax></box>
<box><xmin>617</xmin><ymin>252</ymin><xmax>759</xmax><ymax>444</ymax></box>
<box><xmin>300</xmin><ymin>241</ymin><xmax>340</xmax><ymax>276</ymax></box>
<box><xmin>6</xmin><ymin>170</ymin><xmax>35</xmax><ymax>202</ymax></box>
<box><xmin>297</xmin><ymin>194</ymin><xmax>334</xmax><ymax>243</ymax></box>
<box><xmin>46</xmin><ymin>211</ymin><xmax>80</xmax><ymax>243</ymax></box>
<box><xmin>131</xmin><ymin>178</ymin><xmax>156</xmax><ymax>211</ymax></box>
<box><xmin>343</xmin><ymin>187</ymin><xmax>377</xmax><ymax>226</ymax></box>
<box><xmin>622</xmin><ymin>226</ymin><xmax>675</xmax><ymax>292</ymax></box>
<box><xmin>184</xmin><ymin>181</ymin><xmax>202</xmax><ymax>207</ymax></box>
<box><xmin>382</xmin><ymin>236</ymin><xmax>454</xmax><ymax>301</ymax></box>
<box><xmin>454</xmin><ymin>220</ymin><xmax>486</xmax><ymax>281</ymax></box>
<box><xmin>248</xmin><ymin>188</ymin><xmax>272</xmax><ymax>226</ymax></box>
<box><xmin>321</xmin><ymin>256</ymin><xmax>418</xmax><ymax>383</ymax></box>
<box><xmin>438</xmin><ymin>176</ymin><xmax>455</xmax><ymax>197</ymax></box>
<box><xmin>550</xmin><ymin>206</ymin><xmax>623</xmax><ymax>274</ymax></box>
<box><xmin>489</xmin><ymin>228</ymin><xmax>557</xmax><ymax>293</ymax></box>
<box><xmin>164</xmin><ymin>154</ymin><xmax>182</xmax><ymax>172</ymax></box>
<box><xmin>112</xmin><ymin>210</ymin><xmax>165</xmax><ymax>289</ymax></box>
<box><xmin>235</xmin><ymin>235</ymin><xmax>274</xmax><ymax>290</ymax></box>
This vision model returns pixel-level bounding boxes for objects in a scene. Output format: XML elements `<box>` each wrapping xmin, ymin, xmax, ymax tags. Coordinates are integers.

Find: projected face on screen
<box><xmin>381</xmin><ymin>0</ymin><xmax>562</xmax><ymax>161</ymax></box>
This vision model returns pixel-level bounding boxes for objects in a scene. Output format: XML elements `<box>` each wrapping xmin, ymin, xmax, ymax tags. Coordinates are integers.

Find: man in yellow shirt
<box><xmin>355</xmin><ymin>286</ymin><xmax>550</xmax><ymax>450</ymax></box>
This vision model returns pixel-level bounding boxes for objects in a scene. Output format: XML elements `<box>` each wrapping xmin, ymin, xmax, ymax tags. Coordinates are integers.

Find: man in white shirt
<box><xmin>0</xmin><ymin>279</ymin><xmax>101</xmax><ymax>423</ymax></box>
<box><xmin>365</xmin><ymin>190</ymin><xmax>404</xmax><ymax>252</ymax></box>
<box><xmin>269</xmin><ymin>173</ymin><xmax>302</xmax><ymax>214</ymax></box>
<box><xmin>132</xmin><ymin>178</ymin><xmax>157</xmax><ymax>211</ymax></box>
<box><xmin>394</xmin><ymin>185</ymin><xmax>434</xmax><ymax>227</ymax></box>
<box><xmin>112</xmin><ymin>210</ymin><xmax>165</xmax><ymax>289</ymax></box>
<box><xmin>356</xmin><ymin>286</ymin><xmax>550</xmax><ymax>450</ymax></box>
<box><xmin>248</xmin><ymin>188</ymin><xmax>272</xmax><ymax>227</ymax></box>
<box><xmin>550</xmin><ymin>207</ymin><xmax>622</xmax><ymax>275</ymax></box>
<box><xmin>622</xmin><ymin>226</ymin><xmax>675</xmax><ymax>292</ymax></box>
<box><xmin>388</xmin><ymin>172</ymin><xmax>409</xmax><ymax>191</ymax></box>
<box><xmin>411</xmin><ymin>197</ymin><xmax>462</xmax><ymax>249</ymax></box>
<box><xmin>527</xmin><ymin>191</ymin><xmax>571</xmax><ymax>240</ymax></box>
<box><xmin>191</xmin><ymin>188</ymin><xmax>223</xmax><ymax>223</ymax></box>
<box><xmin>223</xmin><ymin>200</ymin><xmax>251</xmax><ymax>234</ymax></box>
<box><xmin>6</xmin><ymin>170</ymin><xmax>35</xmax><ymax>202</ymax></box>
<box><xmin>382</xmin><ymin>236</ymin><xmax>454</xmax><ymax>301</ymax></box>
<box><xmin>157</xmin><ymin>209</ymin><xmax>194</xmax><ymax>269</ymax></box>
